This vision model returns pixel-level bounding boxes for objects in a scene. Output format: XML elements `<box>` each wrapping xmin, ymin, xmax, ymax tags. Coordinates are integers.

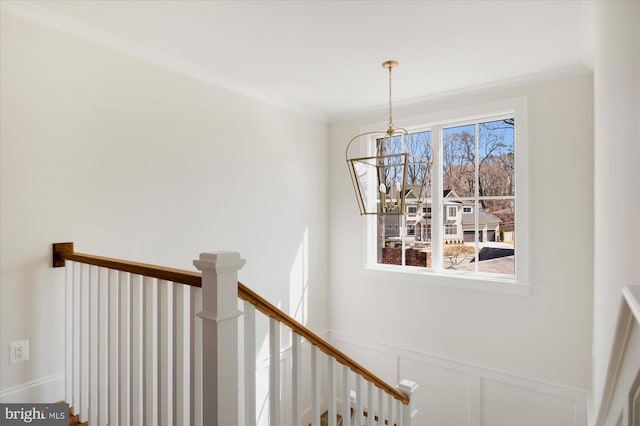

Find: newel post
<box><xmin>397</xmin><ymin>379</ymin><xmax>418</xmax><ymax>426</ymax></box>
<box><xmin>193</xmin><ymin>251</ymin><xmax>245</xmax><ymax>426</ymax></box>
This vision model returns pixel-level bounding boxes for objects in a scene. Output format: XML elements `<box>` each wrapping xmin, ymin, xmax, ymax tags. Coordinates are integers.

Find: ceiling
<box><xmin>4</xmin><ymin>1</ymin><xmax>593</xmax><ymax>121</ymax></box>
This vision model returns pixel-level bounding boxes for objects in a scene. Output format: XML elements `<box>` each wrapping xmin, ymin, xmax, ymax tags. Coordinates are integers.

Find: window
<box><xmin>447</xmin><ymin>206</ymin><xmax>457</xmax><ymax>219</ymax></box>
<box><xmin>364</xmin><ymin>99</ymin><xmax>526</xmax><ymax>287</ymax></box>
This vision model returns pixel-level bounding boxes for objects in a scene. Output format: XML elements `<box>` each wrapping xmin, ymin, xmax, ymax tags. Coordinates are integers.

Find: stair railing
<box><xmin>53</xmin><ymin>242</ymin><xmax>417</xmax><ymax>426</ymax></box>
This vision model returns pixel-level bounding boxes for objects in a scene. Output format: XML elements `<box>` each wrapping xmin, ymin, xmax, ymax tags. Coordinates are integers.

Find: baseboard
<box><xmin>0</xmin><ymin>372</ymin><xmax>65</xmax><ymax>404</ymax></box>
<box><xmin>328</xmin><ymin>330</ymin><xmax>588</xmax><ymax>426</ymax></box>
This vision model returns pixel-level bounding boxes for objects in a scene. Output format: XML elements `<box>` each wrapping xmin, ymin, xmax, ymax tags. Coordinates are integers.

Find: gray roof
<box><xmin>462</xmin><ymin>209</ymin><xmax>501</xmax><ymax>225</ymax></box>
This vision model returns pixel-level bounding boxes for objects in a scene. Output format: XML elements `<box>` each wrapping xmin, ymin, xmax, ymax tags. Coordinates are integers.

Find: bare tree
<box><xmin>443</xmin><ymin>120</ymin><xmax>514</xmax><ymax>208</ymax></box>
<box><xmin>443</xmin><ymin>129</ymin><xmax>475</xmax><ymax>197</ymax></box>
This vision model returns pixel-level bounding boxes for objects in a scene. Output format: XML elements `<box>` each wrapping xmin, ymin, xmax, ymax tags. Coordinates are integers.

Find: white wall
<box><xmin>0</xmin><ymin>12</ymin><xmax>328</xmax><ymax>399</ymax></box>
<box><xmin>329</xmin><ymin>73</ymin><xmax>594</xmax><ymax>420</ymax></box>
<box><xmin>592</xmin><ymin>0</ymin><xmax>640</xmax><ymax>416</ymax></box>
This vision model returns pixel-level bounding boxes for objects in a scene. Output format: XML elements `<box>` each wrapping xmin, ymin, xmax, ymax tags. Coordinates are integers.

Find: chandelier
<box><xmin>345</xmin><ymin>60</ymin><xmax>410</xmax><ymax>215</ymax></box>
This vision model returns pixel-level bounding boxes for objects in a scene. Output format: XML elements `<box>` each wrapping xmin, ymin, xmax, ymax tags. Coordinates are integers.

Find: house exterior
<box><xmin>385</xmin><ymin>188</ymin><xmax>502</xmax><ymax>244</ymax></box>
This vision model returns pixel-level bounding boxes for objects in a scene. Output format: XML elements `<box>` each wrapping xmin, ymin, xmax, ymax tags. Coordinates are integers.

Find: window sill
<box><xmin>361</xmin><ymin>264</ymin><xmax>531</xmax><ymax>296</ymax></box>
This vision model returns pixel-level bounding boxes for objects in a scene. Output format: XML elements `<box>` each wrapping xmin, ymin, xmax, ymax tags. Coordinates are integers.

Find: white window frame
<box><xmin>359</xmin><ymin>98</ymin><xmax>529</xmax><ymax>296</ymax></box>
<box><xmin>463</xmin><ymin>206</ymin><xmax>473</xmax><ymax>214</ymax></box>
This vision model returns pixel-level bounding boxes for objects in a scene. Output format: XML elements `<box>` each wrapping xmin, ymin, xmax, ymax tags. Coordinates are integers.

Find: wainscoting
<box><xmin>329</xmin><ymin>331</ymin><xmax>588</xmax><ymax>426</ymax></box>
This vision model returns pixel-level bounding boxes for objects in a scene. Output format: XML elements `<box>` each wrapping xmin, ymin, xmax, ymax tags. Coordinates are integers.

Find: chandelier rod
<box><xmin>382</xmin><ymin>60</ymin><xmax>398</xmax><ymax>135</ymax></box>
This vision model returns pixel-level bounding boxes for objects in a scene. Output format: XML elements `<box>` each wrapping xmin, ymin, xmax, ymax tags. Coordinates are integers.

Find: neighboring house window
<box><xmin>365</xmin><ymin>99</ymin><xmax>525</xmax><ymax>286</ymax></box>
<box><xmin>447</xmin><ymin>206</ymin><xmax>457</xmax><ymax>219</ymax></box>
<box><xmin>445</xmin><ymin>224</ymin><xmax>457</xmax><ymax>235</ymax></box>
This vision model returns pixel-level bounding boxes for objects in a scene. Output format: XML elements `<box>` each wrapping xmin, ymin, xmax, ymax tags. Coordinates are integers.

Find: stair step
<box><xmin>56</xmin><ymin>403</ymin><xmax>86</xmax><ymax>426</ymax></box>
<box><xmin>310</xmin><ymin>411</ymin><xmax>343</xmax><ymax>426</ymax></box>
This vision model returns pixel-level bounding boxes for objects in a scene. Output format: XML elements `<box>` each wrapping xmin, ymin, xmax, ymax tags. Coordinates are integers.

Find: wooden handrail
<box><xmin>53</xmin><ymin>242</ymin><xmax>201</xmax><ymax>287</ymax></box>
<box><xmin>237</xmin><ymin>282</ymin><xmax>409</xmax><ymax>404</ymax></box>
<box><xmin>52</xmin><ymin>242</ymin><xmax>409</xmax><ymax>404</ymax></box>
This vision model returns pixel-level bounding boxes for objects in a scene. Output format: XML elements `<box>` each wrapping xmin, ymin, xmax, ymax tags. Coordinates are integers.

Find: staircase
<box><xmin>68</xmin><ymin>407</ymin><xmax>86</xmax><ymax>426</ymax></box>
<box><xmin>53</xmin><ymin>242</ymin><xmax>418</xmax><ymax>425</ymax></box>
<box><xmin>55</xmin><ymin>403</ymin><xmax>86</xmax><ymax>426</ymax></box>
<box><xmin>315</xmin><ymin>411</ymin><xmax>343</xmax><ymax>426</ymax></box>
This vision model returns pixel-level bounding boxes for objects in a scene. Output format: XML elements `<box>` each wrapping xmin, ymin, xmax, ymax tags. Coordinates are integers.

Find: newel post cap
<box><xmin>193</xmin><ymin>251</ymin><xmax>246</xmax><ymax>272</ymax></box>
<box><xmin>396</xmin><ymin>379</ymin><xmax>419</xmax><ymax>397</ymax></box>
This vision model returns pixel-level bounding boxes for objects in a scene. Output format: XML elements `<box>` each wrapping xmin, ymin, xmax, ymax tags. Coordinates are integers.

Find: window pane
<box><xmin>405</xmin><ymin>131</ymin><xmax>433</xmax><ymax>187</ymax></box>
<box><xmin>378</xmin><ymin>215</ymin><xmax>400</xmax><ymax>263</ymax></box>
<box><xmin>442</xmin><ymin>199</ymin><xmax>472</xmax><ymax>270</ymax></box>
<box><xmin>404</xmin><ymin>130</ymin><xmax>431</xmax><ymax>269</ymax></box>
<box><xmin>377</xmin><ymin>130</ymin><xmax>432</xmax><ymax>269</ymax></box>
<box><xmin>477</xmin><ymin>199</ymin><xmax>515</xmax><ymax>275</ymax></box>
<box><xmin>443</xmin><ymin>124</ymin><xmax>475</xmax><ymax>197</ymax></box>
<box><xmin>478</xmin><ymin>119</ymin><xmax>515</xmax><ymax>197</ymax></box>
<box><xmin>375</xmin><ymin>136</ymin><xmax>407</xmax><ymax>214</ymax></box>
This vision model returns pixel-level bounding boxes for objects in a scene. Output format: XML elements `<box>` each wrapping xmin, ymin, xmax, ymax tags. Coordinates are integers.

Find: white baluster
<box><xmin>143</xmin><ymin>277</ymin><xmax>158</xmax><ymax>426</ymax></box>
<box><xmin>355</xmin><ymin>375</ymin><xmax>363</xmax><ymax>426</ymax></box>
<box><xmin>89</xmin><ymin>265</ymin><xmax>98</xmax><ymax>426</ymax></box>
<box><xmin>291</xmin><ymin>331</ymin><xmax>301</xmax><ymax>426</ymax></box>
<box><xmin>194</xmin><ymin>251</ymin><xmax>245</xmax><ymax>426</ymax></box>
<box><xmin>387</xmin><ymin>394</ymin><xmax>393</xmax><ymax>426</ymax></box>
<box><xmin>396</xmin><ymin>399</ymin><xmax>402</xmax><ymax>426</ymax></box>
<box><xmin>130</xmin><ymin>274</ymin><xmax>144</xmax><ymax>426</ymax></box>
<box><xmin>244</xmin><ymin>302</ymin><xmax>257</xmax><ymax>426</ymax></box>
<box><xmin>118</xmin><ymin>271</ymin><xmax>131</xmax><ymax>426</ymax></box>
<box><xmin>366</xmin><ymin>381</ymin><xmax>373</xmax><ymax>426</ymax></box>
<box><xmin>72</xmin><ymin>263</ymin><xmax>80</xmax><ymax>418</ymax></box>
<box><xmin>397</xmin><ymin>380</ymin><xmax>418</xmax><ymax>426</ymax></box>
<box><xmin>269</xmin><ymin>317</ymin><xmax>281</xmax><ymax>426</ymax></box>
<box><xmin>80</xmin><ymin>263</ymin><xmax>89</xmax><ymax>423</ymax></box>
<box><xmin>158</xmin><ymin>279</ymin><xmax>173</xmax><ymax>426</ymax></box>
<box><xmin>377</xmin><ymin>387</ymin><xmax>383</xmax><ymax>426</ymax></box>
<box><xmin>65</xmin><ymin>260</ymin><xmax>73</xmax><ymax>407</ymax></box>
<box><xmin>189</xmin><ymin>287</ymin><xmax>202</xmax><ymax>426</ymax></box>
<box><xmin>342</xmin><ymin>366</ymin><xmax>351</xmax><ymax>426</ymax></box>
<box><xmin>311</xmin><ymin>345</ymin><xmax>320</xmax><ymax>426</ymax></box>
<box><xmin>173</xmin><ymin>283</ymin><xmax>190</xmax><ymax>425</ymax></box>
<box><xmin>98</xmin><ymin>267</ymin><xmax>108</xmax><ymax>425</ymax></box>
<box><xmin>328</xmin><ymin>357</ymin><xmax>337</xmax><ymax>426</ymax></box>
<box><xmin>108</xmin><ymin>269</ymin><xmax>119</xmax><ymax>425</ymax></box>
<box><xmin>73</xmin><ymin>261</ymin><xmax>81</xmax><ymax>416</ymax></box>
